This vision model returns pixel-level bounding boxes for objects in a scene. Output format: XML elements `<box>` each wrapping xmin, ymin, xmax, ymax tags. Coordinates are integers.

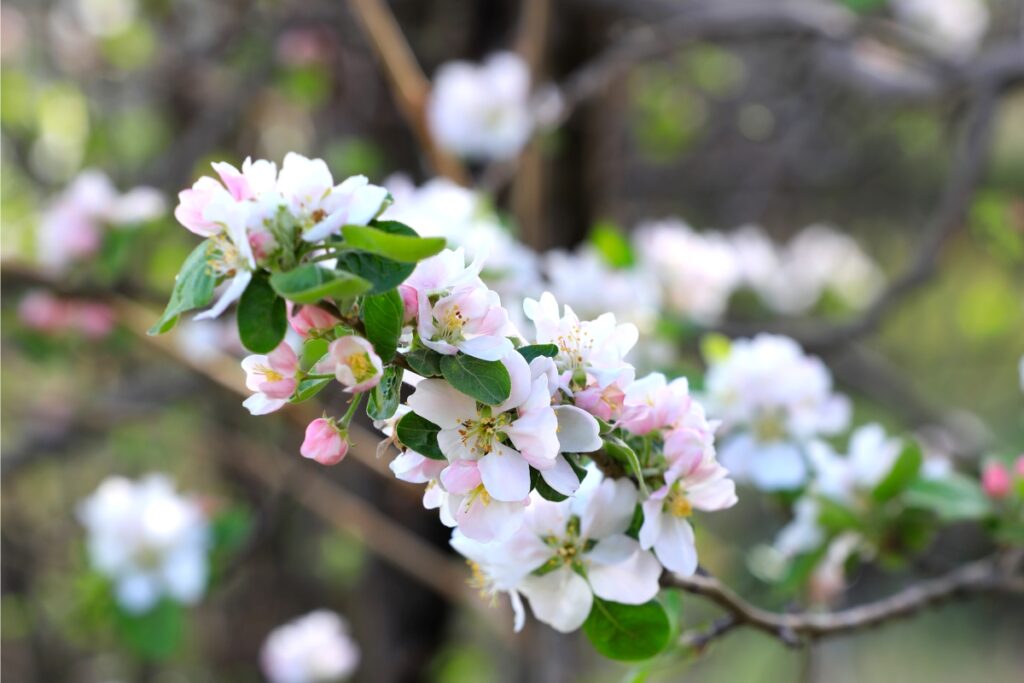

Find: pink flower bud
<box><xmin>301</xmin><ymin>418</ymin><xmax>349</xmax><ymax>465</ymax></box>
<box><xmin>1015</xmin><ymin>455</ymin><xmax>1024</xmax><ymax>478</ymax></box>
<box><xmin>288</xmin><ymin>303</ymin><xmax>340</xmax><ymax>338</ymax></box>
<box><xmin>982</xmin><ymin>462</ymin><xmax>1011</xmax><ymax>499</ymax></box>
<box><xmin>398</xmin><ymin>285</ymin><xmax>418</xmax><ymax>323</ymax></box>
<box><xmin>18</xmin><ymin>291</ymin><xmax>70</xmax><ymax>333</ymax></box>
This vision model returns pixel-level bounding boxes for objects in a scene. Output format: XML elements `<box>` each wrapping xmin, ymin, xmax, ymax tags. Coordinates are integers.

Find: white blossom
<box><xmin>261</xmin><ymin>610</ymin><xmax>360</xmax><ymax>683</ymax></box>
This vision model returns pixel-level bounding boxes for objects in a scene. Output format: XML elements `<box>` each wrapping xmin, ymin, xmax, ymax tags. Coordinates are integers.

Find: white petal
<box><xmin>579</xmin><ymin>477</ymin><xmax>637</xmax><ymax>540</ymax></box>
<box><xmin>458</xmin><ymin>334</ymin><xmax>514</xmax><ymax>361</ymax></box>
<box><xmin>243</xmin><ymin>392</ymin><xmax>287</xmax><ymax>415</ymax></box>
<box><xmin>194</xmin><ymin>271</ymin><xmax>251</xmax><ymax>321</ymax></box>
<box><xmin>553</xmin><ymin>405</ymin><xmax>603</xmax><ymax>453</ymax></box>
<box><xmin>653</xmin><ymin>516</ymin><xmax>698</xmax><ymax>576</ymax></box>
<box><xmin>407</xmin><ymin>379</ymin><xmax>476</xmax><ymax>428</ymax></box>
<box><xmin>747</xmin><ymin>442</ymin><xmax>808</xmax><ymax>491</ymax></box>
<box><xmin>478</xmin><ymin>445</ymin><xmax>531</xmax><ymax>502</ymax></box>
<box><xmin>520</xmin><ymin>567</ymin><xmax>593</xmax><ymax>633</ymax></box>
<box><xmin>587</xmin><ymin>543</ymin><xmax>662</xmax><ymax>605</ymax></box>
<box><xmin>539</xmin><ymin>455</ymin><xmax>581</xmax><ymax>496</ymax></box>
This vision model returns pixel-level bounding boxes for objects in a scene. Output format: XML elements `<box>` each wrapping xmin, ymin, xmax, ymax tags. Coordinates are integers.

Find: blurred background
<box><xmin>2</xmin><ymin>0</ymin><xmax>1023</xmax><ymax>681</ymax></box>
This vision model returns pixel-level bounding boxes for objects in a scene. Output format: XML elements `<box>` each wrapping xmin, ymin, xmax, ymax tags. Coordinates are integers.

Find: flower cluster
<box><xmin>37</xmin><ymin>169</ymin><xmax>164</xmax><ymax>272</ymax></box>
<box><xmin>18</xmin><ymin>289</ymin><xmax>116</xmax><ymax>339</ymax></box>
<box><xmin>77</xmin><ymin>474</ymin><xmax>210</xmax><ymax>613</ymax></box>
<box><xmin>427</xmin><ymin>52</ymin><xmax>534</xmax><ymax>161</ymax></box>
<box><xmin>704</xmin><ymin>334</ymin><xmax>851</xmax><ymax>491</ymax></box>
<box><xmin>261</xmin><ymin>610</ymin><xmax>360</xmax><ymax>683</ymax></box>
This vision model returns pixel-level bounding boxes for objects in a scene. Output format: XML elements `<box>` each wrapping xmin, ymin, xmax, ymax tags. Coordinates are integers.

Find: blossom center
<box><xmin>345</xmin><ymin>353</ymin><xmax>376</xmax><ymax>382</ymax></box>
<box><xmin>752</xmin><ymin>411</ymin><xmax>787</xmax><ymax>442</ymax></box>
<box><xmin>456</xmin><ymin>412</ymin><xmax>512</xmax><ymax>456</ymax></box>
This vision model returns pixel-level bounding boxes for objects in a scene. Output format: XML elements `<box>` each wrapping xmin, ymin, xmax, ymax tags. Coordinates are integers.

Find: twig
<box><xmin>664</xmin><ymin>551</ymin><xmax>1024</xmax><ymax>648</ymax></box>
<box><xmin>346</xmin><ymin>0</ymin><xmax>471</xmax><ymax>184</ymax></box>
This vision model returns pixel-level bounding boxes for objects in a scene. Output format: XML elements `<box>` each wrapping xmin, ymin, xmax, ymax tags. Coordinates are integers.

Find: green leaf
<box><xmin>405</xmin><ymin>347</ymin><xmax>443</xmax><ymax>376</ymax></box>
<box><xmin>300</xmin><ymin>337</ymin><xmax>330</xmax><ymax>371</ymax></box>
<box><xmin>361</xmin><ymin>289</ymin><xmax>404</xmax><ymax>362</ymax></box>
<box><xmin>148</xmin><ymin>239</ymin><xmax>216</xmax><ymax>334</ymax></box>
<box><xmin>699</xmin><ymin>332</ymin><xmax>732</xmax><ymax>365</ymax></box>
<box><xmin>237</xmin><ymin>273</ymin><xmax>287</xmax><ymax>353</ymax></box>
<box><xmin>517</xmin><ymin>343</ymin><xmax>559</xmax><ymax>362</ymax></box>
<box><xmin>342</xmin><ymin>221</ymin><xmax>446</xmax><ymax>263</ymax></box>
<box><xmin>334</xmin><ymin>221</ymin><xmax>417</xmax><ymax>294</ymax></box>
<box><xmin>439</xmin><ymin>354</ymin><xmax>511</xmax><ymax>405</ymax></box>
<box><xmin>903</xmin><ymin>474</ymin><xmax>994</xmax><ymax>521</ymax></box>
<box><xmin>396</xmin><ymin>411</ymin><xmax>445</xmax><ymax>460</ymax></box>
<box><xmin>588</xmin><ymin>220</ymin><xmax>635</xmax><ymax>269</ymax></box>
<box><xmin>583</xmin><ymin>598</ymin><xmax>670</xmax><ymax>661</ymax></box>
<box><xmin>115</xmin><ymin>600</ymin><xmax>185</xmax><ymax>661</ymax></box>
<box><xmin>815</xmin><ymin>497</ymin><xmax>863</xmax><ymax>533</ymax></box>
<box><xmin>270</xmin><ymin>264</ymin><xmax>371</xmax><ymax>305</ymax></box>
<box><xmin>292</xmin><ymin>377</ymin><xmax>332</xmax><ymax>403</ymax></box>
<box><xmin>603</xmin><ymin>436</ymin><xmax>649</xmax><ymax>496</ymax></box>
<box><xmin>872</xmin><ymin>442</ymin><xmax>923</xmax><ymax>502</ymax></box>
<box><xmin>367</xmin><ymin>366</ymin><xmax>403</xmax><ymax>421</ymax></box>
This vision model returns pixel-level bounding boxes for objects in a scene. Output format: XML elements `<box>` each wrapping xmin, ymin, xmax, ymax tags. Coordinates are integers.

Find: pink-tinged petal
<box><xmin>389</xmin><ymin>450</ymin><xmax>444</xmax><ymax>484</ymax></box>
<box><xmin>688</xmin><ymin>476</ymin><xmax>738</xmax><ymax>511</ymax></box>
<box><xmin>520</xmin><ymin>567</ymin><xmax>593</xmax><ymax>634</ymax></box>
<box><xmin>212</xmin><ymin>161</ymin><xmax>251</xmax><ymax>200</ymax></box>
<box><xmin>242</xmin><ymin>393</ymin><xmax>287</xmax><ymax>415</ymax></box>
<box><xmin>478</xmin><ymin>444</ymin><xmax>531</xmax><ymax>502</ymax></box>
<box><xmin>258</xmin><ymin>376</ymin><xmax>297</xmax><ymax>399</ymax></box>
<box><xmin>653</xmin><ymin>516</ymin><xmax>698</xmax><ymax>576</ymax></box>
<box><xmin>552</xmin><ymin>405</ymin><xmax>603</xmax><ymax>453</ymax></box>
<box><xmin>441</xmin><ymin>460</ymin><xmax>482</xmax><ymax>495</ymax></box>
<box><xmin>241</xmin><ymin>354</ymin><xmax>270</xmax><ymax>392</ymax></box>
<box><xmin>540</xmin><ymin>455</ymin><xmax>581</xmax><ymax>496</ymax></box>
<box><xmin>506</xmin><ymin>406</ymin><xmax>559</xmax><ymax>469</ymax></box>
<box><xmin>407</xmin><ymin>379</ymin><xmax>476</xmax><ymax>429</ymax></box>
<box><xmin>588</xmin><ymin>542</ymin><xmax>662</xmax><ymax>604</ymax></box>
<box><xmin>267</xmin><ymin>342</ymin><xmax>299</xmax><ymax>374</ymax></box>
<box><xmin>451</xmin><ymin>493</ymin><xmax>525</xmax><ymax>542</ymax></box>
<box><xmin>419</xmin><ymin>336</ymin><xmax>460</xmax><ymax>356</ymax></box>
<box><xmin>458</xmin><ymin>334</ymin><xmax>513</xmax><ymax>361</ymax></box>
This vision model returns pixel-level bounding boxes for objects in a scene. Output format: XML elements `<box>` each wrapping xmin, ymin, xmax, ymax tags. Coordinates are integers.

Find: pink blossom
<box><xmin>73</xmin><ymin>302</ymin><xmax>117</xmax><ymax>339</ymax></box>
<box><xmin>301</xmin><ymin>418</ymin><xmax>349</xmax><ymax>465</ymax></box>
<box><xmin>399</xmin><ymin>285</ymin><xmax>418</xmax><ymax>323</ymax></box>
<box><xmin>241</xmin><ymin>343</ymin><xmax>299</xmax><ymax>415</ymax></box>
<box><xmin>574</xmin><ymin>382</ymin><xmax>626</xmax><ymax>422</ymax></box>
<box><xmin>18</xmin><ymin>291</ymin><xmax>70</xmax><ymax>333</ymax></box>
<box><xmin>619</xmin><ymin>373</ymin><xmax>692</xmax><ymax>436</ymax></box>
<box><xmin>417</xmin><ymin>284</ymin><xmax>512</xmax><ymax>360</ymax></box>
<box><xmin>982</xmin><ymin>462</ymin><xmax>1011</xmax><ymax>499</ymax></box>
<box><xmin>287</xmin><ymin>303</ymin><xmax>340</xmax><ymax>338</ymax></box>
<box><xmin>1015</xmin><ymin>455</ymin><xmax>1024</xmax><ymax>478</ymax></box>
<box><xmin>328</xmin><ymin>336</ymin><xmax>383</xmax><ymax>392</ymax></box>
<box><xmin>174</xmin><ymin>177</ymin><xmax>229</xmax><ymax>236</ymax></box>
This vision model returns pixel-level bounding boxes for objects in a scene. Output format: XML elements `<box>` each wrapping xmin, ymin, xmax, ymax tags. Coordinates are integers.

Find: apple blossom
<box><xmin>634</xmin><ymin>219</ymin><xmax>741</xmax><ymax>323</ymax></box>
<box><xmin>77</xmin><ymin>474</ymin><xmax>209</xmax><ymax>613</ymax></box>
<box><xmin>774</xmin><ymin>497</ymin><xmax>825</xmax><ymax>559</ymax></box>
<box><xmin>806</xmin><ymin>423</ymin><xmax>903</xmax><ymax>504</ymax></box>
<box><xmin>301</xmin><ymin>418</ymin><xmax>350</xmax><ymax>466</ymax></box>
<box><xmin>892</xmin><ymin>0</ymin><xmax>989</xmax><ymax>58</ymax></box>
<box><xmin>982</xmin><ymin>461</ymin><xmax>1011</xmax><ymax>499</ymax></box>
<box><xmin>242</xmin><ymin>342</ymin><xmax>300</xmax><ymax>415</ymax></box>
<box><xmin>261</xmin><ymin>610</ymin><xmax>360</xmax><ymax>683</ymax></box>
<box><xmin>416</xmin><ymin>282</ymin><xmax>513</xmax><ymax>361</ymax></box>
<box><xmin>39</xmin><ymin>169</ymin><xmax>164</xmax><ymax>271</ymax></box>
<box><xmin>640</xmin><ymin>457</ymin><xmax>737</xmax><ymax>575</ymax></box>
<box><xmin>427</xmin><ymin>52</ymin><xmax>533</xmax><ymax>161</ymax></box>
<box><xmin>288</xmin><ymin>303</ymin><xmax>341</xmax><ymax>338</ymax></box>
<box><xmin>706</xmin><ymin>334</ymin><xmax>850</xmax><ymax>490</ymax></box>
<box><xmin>451</xmin><ymin>468</ymin><xmax>662</xmax><ymax>634</ymax></box>
<box><xmin>326</xmin><ymin>336</ymin><xmax>383</xmax><ymax>392</ymax></box>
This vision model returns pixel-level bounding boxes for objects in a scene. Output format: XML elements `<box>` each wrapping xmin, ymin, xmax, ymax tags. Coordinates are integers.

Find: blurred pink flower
<box><xmin>982</xmin><ymin>462</ymin><xmax>1011</xmax><ymax>499</ymax></box>
<box><xmin>301</xmin><ymin>418</ymin><xmax>349</xmax><ymax>466</ymax></box>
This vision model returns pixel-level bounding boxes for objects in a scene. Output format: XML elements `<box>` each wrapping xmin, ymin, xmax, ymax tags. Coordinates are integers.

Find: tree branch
<box><xmin>664</xmin><ymin>551</ymin><xmax>1024</xmax><ymax>649</ymax></box>
<box><xmin>346</xmin><ymin>0</ymin><xmax>471</xmax><ymax>184</ymax></box>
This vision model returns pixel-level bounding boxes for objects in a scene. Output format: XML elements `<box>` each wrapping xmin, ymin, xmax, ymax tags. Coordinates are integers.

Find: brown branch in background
<box><xmin>346</xmin><ymin>0</ymin><xmax>470</xmax><ymax>185</ymax></box>
<box><xmin>665</xmin><ymin>551</ymin><xmax>1024</xmax><ymax>649</ymax></box>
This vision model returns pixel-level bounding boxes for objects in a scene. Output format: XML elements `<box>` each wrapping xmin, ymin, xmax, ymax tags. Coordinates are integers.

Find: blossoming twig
<box><xmin>664</xmin><ymin>550</ymin><xmax>1024</xmax><ymax>648</ymax></box>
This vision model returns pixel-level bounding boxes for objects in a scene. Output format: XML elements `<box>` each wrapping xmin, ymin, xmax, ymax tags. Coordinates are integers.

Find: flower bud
<box><xmin>288</xmin><ymin>303</ymin><xmax>340</xmax><ymax>338</ymax></box>
<box><xmin>1015</xmin><ymin>455</ymin><xmax>1024</xmax><ymax>478</ymax></box>
<box><xmin>301</xmin><ymin>418</ymin><xmax>349</xmax><ymax>466</ymax></box>
<box><xmin>981</xmin><ymin>462</ymin><xmax>1011</xmax><ymax>499</ymax></box>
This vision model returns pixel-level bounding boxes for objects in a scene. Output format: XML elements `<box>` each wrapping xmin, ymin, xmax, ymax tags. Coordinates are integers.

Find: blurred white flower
<box><xmin>634</xmin><ymin>219</ymin><xmax>741</xmax><ymax>323</ymax></box>
<box><xmin>427</xmin><ymin>52</ymin><xmax>534</xmax><ymax>161</ymax></box>
<box><xmin>705</xmin><ymin>335</ymin><xmax>850</xmax><ymax>490</ymax></box>
<box><xmin>261</xmin><ymin>610</ymin><xmax>360</xmax><ymax>683</ymax></box>
<box><xmin>806</xmin><ymin>423</ymin><xmax>903</xmax><ymax>504</ymax></box>
<box><xmin>39</xmin><ymin>169</ymin><xmax>164</xmax><ymax>271</ymax></box>
<box><xmin>892</xmin><ymin>0</ymin><xmax>989</xmax><ymax>58</ymax></box>
<box><xmin>77</xmin><ymin>474</ymin><xmax>209</xmax><ymax>613</ymax></box>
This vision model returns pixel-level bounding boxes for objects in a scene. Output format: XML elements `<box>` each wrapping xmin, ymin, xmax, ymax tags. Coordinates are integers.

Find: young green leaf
<box><xmin>292</xmin><ymin>377</ymin><xmax>333</xmax><ymax>403</ymax></box>
<box><xmin>903</xmin><ymin>473</ymin><xmax>994</xmax><ymax>521</ymax></box>
<box><xmin>361</xmin><ymin>289</ymin><xmax>404</xmax><ymax>362</ymax></box>
<box><xmin>269</xmin><ymin>264</ymin><xmax>371</xmax><ymax>305</ymax></box>
<box><xmin>872</xmin><ymin>441</ymin><xmax>923</xmax><ymax>502</ymax></box>
<box><xmin>396</xmin><ymin>411</ymin><xmax>445</xmax><ymax>460</ymax></box>
<box><xmin>583</xmin><ymin>598</ymin><xmax>671</xmax><ymax>661</ymax></box>
<box><xmin>517</xmin><ymin>343</ymin><xmax>559</xmax><ymax>362</ymax></box>
<box><xmin>405</xmin><ymin>347</ymin><xmax>444</xmax><ymax>377</ymax></box>
<box><xmin>815</xmin><ymin>497</ymin><xmax>863</xmax><ymax>533</ymax></box>
<box><xmin>299</xmin><ymin>337</ymin><xmax>330</xmax><ymax>371</ymax></box>
<box><xmin>603</xmin><ymin>436</ymin><xmax>649</xmax><ymax>496</ymax></box>
<box><xmin>588</xmin><ymin>220</ymin><xmax>635</xmax><ymax>269</ymax></box>
<box><xmin>342</xmin><ymin>221</ymin><xmax>446</xmax><ymax>263</ymax></box>
<box><xmin>115</xmin><ymin>600</ymin><xmax>185</xmax><ymax>661</ymax></box>
<box><xmin>439</xmin><ymin>354</ymin><xmax>512</xmax><ymax>405</ymax></box>
<box><xmin>148</xmin><ymin>239</ymin><xmax>217</xmax><ymax>335</ymax></box>
<box><xmin>237</xmin><ymin>273</ymin><xmax>287</xmax><ymax>353</ymax></box>
<box><xmin>367</xmin><ymin>366</ymin><xmax>403</xmax><ymax>421</ymax></box>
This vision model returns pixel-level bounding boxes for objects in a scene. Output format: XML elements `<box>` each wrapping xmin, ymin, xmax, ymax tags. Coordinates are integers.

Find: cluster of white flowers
<box><xmin>174</xmin><ymin>153</ymin><xmax>390</xmax><ymax>320</ymax></box>
<box><xmin>704</xmin><ymin>334</ymin><xmax>851</xmax><ymax>491</ymax></box>
<box><xmin>427</xmin><ymin>52</ymin><xmax>535</xmax><ymax>161</ymax></box>
<box><xmin>77</xmin><ymin>474</ymin><xmax>210</xmax><ymax>613</ymax></box>
<box><xmin>374</xmin><ymin>179</ymin><xmax>885</xmax><ymax>333</ymax></box>
<box><xmin>261</xmin><ymin>610</ymin><xmax>360</xmax><ymax>683</ymax></box>
<box><xmin>891</xmin><ymin>0</ymin><xmax>989</xmax><ymax>58</ymax></box>
<box><xmin>38</xmin><ymin>169</ymin><xmax>164</xmax><ymax>272</ymax></box>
